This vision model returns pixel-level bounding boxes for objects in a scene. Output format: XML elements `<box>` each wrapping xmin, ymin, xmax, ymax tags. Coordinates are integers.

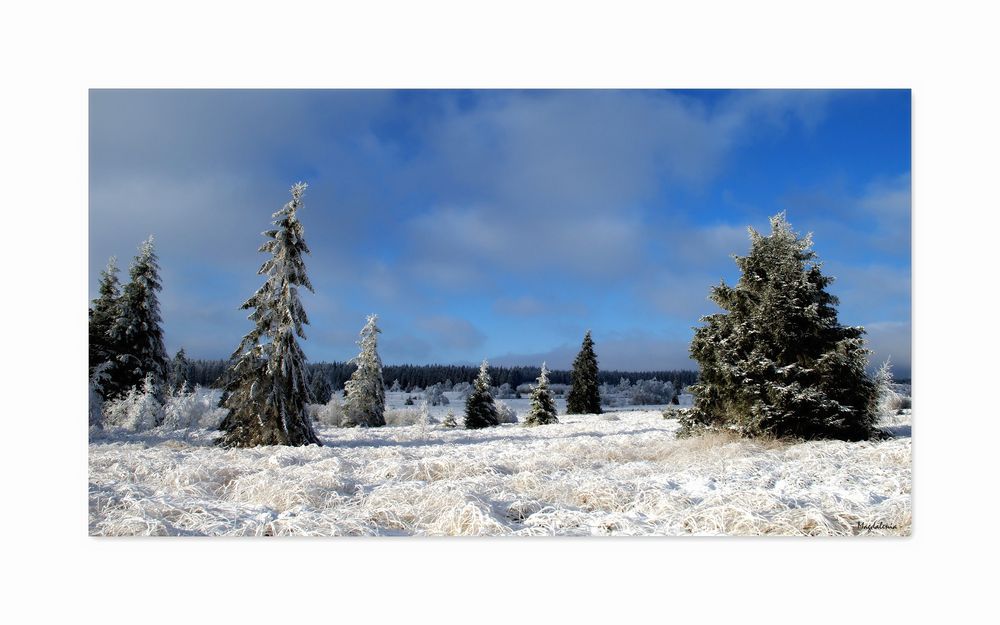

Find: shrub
<box><xmin>103</xmin><ymin>373</ymin><xmax>164</xmax><ymax>432</ymax></box>
<box><xmin>629</xmin><ymin>379</ymin><xmax>676</xmax><ymax>405</ymax></box>
<box><xmin>161</xmin><ymin>384</ymin><xmax>227</xmax><ymax>429</ymax></box>
<box><xmin>313</xmin><ymin>396</ymin><xmax>346</xmax><ymax>427</ymax></box>
<box><xmin>496</xmin><ymin>400</ymin><xmax>518</xmax><ymax>424</ymax></box>
<box><xmin>425</xmin><ymin>383</ymin><xmax>450</xmax><ymax>406</ymax></box>
<box><xmin>494</xmin><ymin>383</ymin><xmax>516</xmax><ymax>399</ymax></box>
<box><xmin>385</xmin><ymin>403</ymin><xmax>434</xmax><ymax>427</ymax></box>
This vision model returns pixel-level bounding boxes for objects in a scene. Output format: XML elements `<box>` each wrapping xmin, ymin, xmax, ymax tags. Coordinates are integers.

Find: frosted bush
<box><xmin>495</xmin><ymin>383</ymin><xmax>516</xmax><ymax>399</ymax></box>
<box><xmin>425</xmin><ymin>383</ymin><xmax>450</xmax><ymax>406</ymax></box>
<box><xmin>103</xmin><ymin>374</ymin><xmax>163</xmax><ymax>432</ymax></box>
<box><xmin>385</xmin><ymin>403</ymin><xmax>435</xmax><ymax>427</ymax></box>
<box><xmin>629</xmin><ymin>379</ymin><xmax>675</xmax><ymax>405</ymax></box>
<box><xmin>162</xmin><ymin>384</ymin><xmax>226</xmax><ymax>430</ymax></box>
<box><xmin>452</xmin><ymin>382</ymin><xmax>472</xmax><ymax>399</ymax></box>
<box><xmin>314</xmin><ymin>396</ymin><xmax>346</xmax><ymax>427</ymax></box>
<box><xmin>496</xmin><ymin>400</ymin><xmax>518</xmax><ymax>424</ymax></box>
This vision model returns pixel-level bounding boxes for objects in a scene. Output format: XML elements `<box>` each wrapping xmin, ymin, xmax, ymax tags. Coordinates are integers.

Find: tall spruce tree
<box><xmin>217</xmin><ymin>182</ymin><xmax>321</xmax><ymax>447</ymax></box>
<box><xmin>566</xmin><ymin>331</ymin><xmax>602</xmax><ymax>414</ymax></box>
<box><xmin>524</xmin><ymin>362</ymin><xmax>558</xmax><ymax>426</ymax></box>
<box><xmin>109</xmin><ymin>237</ymin><xmax>169</xmax><ymax>397</ymax></box>
<box><xmin>464</xmin><ymin>360</ymin><xmax>499</xmax><ymax>429</ymax></box>
<box><xmin>89</xmin><ymin>256</ymin><xmax>121</xmax><ymax>376</ymax></box>
<box><xmin>684</xmin><ymin>213</ymin><xmax>879</xmax><ymax>441</ymax></box>
<box><xmin>342</xmin><ymin>314</ymin><xmax>386</xmax><ymax>427</ymax></box>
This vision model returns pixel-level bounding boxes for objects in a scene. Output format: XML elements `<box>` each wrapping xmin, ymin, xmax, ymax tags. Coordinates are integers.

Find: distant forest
<box><xmin>183</xmin><ymin>359</ymin><xmax>699</xmax><ymax>392</ymax></box>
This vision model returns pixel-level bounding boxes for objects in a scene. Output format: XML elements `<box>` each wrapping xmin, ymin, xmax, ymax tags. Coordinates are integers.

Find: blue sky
<box><xmin>89</xmin><ymin>90</ymin><xmax>911</xmax><ymax>375</ymax></box>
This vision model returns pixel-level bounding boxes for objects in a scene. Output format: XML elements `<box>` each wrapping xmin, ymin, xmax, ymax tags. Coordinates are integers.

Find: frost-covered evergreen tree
<box><xmin>169</xmin><ymin>348</ymin><xmax>191</xmax><ymax>391</ymax></box>
<box><xmin>89</xmin><ymin>256</ymin><xmax>121</xmax><ymax>378</ymax></box>
<box><xmin>524</xmin><ymin>362</ymin><xmax>558</xmax><ymax>426</ymax></box>
<box><xmin>874</xmin><ymin>357</ymin><xmax>901</xmax><ymax>419</ymax></box>
<box><xmin>218</xmin><ymin>182</ymin><xmax>322</xmax><ymax>447</ymax></box>
<box><xmin>683</xmin><ymin>213</ymin><xmax>879</xmax><ymax>441</ymax></box>
<box><xmin>464</xmin><ymin>360</ymin><xmax>499</xmax><ymax>429</ymax></box>
<box><xmin>342</xmin><ymin>314</ymin><xmax>386</xmax><ymax>427</ymax></box>
<box><xmin>88</xmin><ymin>362</ymin><xmax>112</xmax><ymax>428</ymax></box>
<box><xmin>566</xmin><ymin>331</ymin><xmax>602</xmax><ymax>414</ymax></box>
<box><xmin>109</xmin><ymin>237</ymin><xmax>169</xmax><ymax>397</ymax></box>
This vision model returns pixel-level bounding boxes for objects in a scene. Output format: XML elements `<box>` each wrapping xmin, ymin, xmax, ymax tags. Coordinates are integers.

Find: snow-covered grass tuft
<box><xmin>89</xmin><ymin>410</ymin><xmax>911</xmax><ymax>536</ymax></box>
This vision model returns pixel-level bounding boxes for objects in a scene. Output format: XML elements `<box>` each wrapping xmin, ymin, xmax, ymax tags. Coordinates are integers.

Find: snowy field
<box><xmin>89</xmin><ymin>397</ymin><xmax>911</xmax><ymax>536</ymax></box>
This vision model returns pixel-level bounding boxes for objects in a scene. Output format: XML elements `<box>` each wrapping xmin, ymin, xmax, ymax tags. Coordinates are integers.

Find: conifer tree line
<box><xmin>177</xmin><ymin>359</ymin><xmax>698</xmax><ymax>394</ymax></box>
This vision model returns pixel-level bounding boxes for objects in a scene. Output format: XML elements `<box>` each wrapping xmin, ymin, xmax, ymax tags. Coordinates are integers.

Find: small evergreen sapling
<box><xmin>566</xmin><ymin>331</ymin><xmax>602</xmax><ymax>414</ymax></box>
<box><xmin>683</xmin><ymin>213</ymin><xmax>880</xmax><ymax>441</ymax></box>
<box><xmin>464</xmin><ymin>360</ymin><xmax>499</xmax><ymax>429</ymax></box>
<box><xmin>217</xmin><ymin>182</ymin><xmax>322</xmax><ymax>447</ymax></box>
<box><xmin>524</xmin><ymin>362</ymin><xmax>558</xmax><ymax>426</ymax></box>
<box><xmin>342</xmin><ymin>314</ymin><xmax>387</xmax><ymax>427</ymax></box>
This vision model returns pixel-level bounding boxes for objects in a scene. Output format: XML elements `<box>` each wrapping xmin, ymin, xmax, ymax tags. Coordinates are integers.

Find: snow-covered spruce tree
<box><xmin>464</xmin><ymin>360</ymin><xmax>499</xmax><ymax>429</ymax></box>
<box><xmin>566</xmin><ymin>331</ymin><xmax>602</xmax><ymax>414</ymax></box>
<box><xmin>341</xmin><ymin>314</ymin><xmax>386</xmax><ymax>427</ymax></box>
<box><xmin>109</xmin><ymin>237</ymin><xmax>169</xmax><ymax>397</ymax></box>
<box><xmin>683</xmin><ymin>213</ymin><xmax>879</xmax><ymax>441</ymax></box>
<box><xmin>524</xmin><ymin>362</ymin><xmax>558</xmax><ymax>426</ymax></box>
<box><xmin>217</xmin><ymin>182</ymin><xmax>321</xmax><ymax>448</ymax></box>
<box><xmin>169</xmin><ymin>348</ymin><xmax>191</xmax><ymax>391</ymax></box>
<box><xmin>89</xmin><ymin>256</ymin><xmax>121</xmax><ymax>378</ymax></box>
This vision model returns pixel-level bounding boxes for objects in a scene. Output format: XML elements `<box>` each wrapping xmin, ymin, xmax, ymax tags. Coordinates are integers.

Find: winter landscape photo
<box><xmin>88</xmin><ymin>89</ymin><xmax>911</xmax><ymax>537</ymax></box>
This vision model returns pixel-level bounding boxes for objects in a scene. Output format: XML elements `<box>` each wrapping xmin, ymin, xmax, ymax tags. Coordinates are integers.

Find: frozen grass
<box><xmin>89</xmin><ymin>409</ymin><xmax>911</xmax><ymax>536</ymax></box>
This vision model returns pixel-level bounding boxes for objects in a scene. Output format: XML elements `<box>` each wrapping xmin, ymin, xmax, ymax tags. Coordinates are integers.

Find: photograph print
<box><xmin>88</xmin><ymin>89</ymin><xmax>911</xmax><ymax>536</ymax></box>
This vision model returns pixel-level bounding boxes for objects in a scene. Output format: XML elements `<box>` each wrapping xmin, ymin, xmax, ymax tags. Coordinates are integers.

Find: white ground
<box><xmin>89</xmin><ymin>401</ymin><xmax>911</xmax><ymax>536</ymax></box>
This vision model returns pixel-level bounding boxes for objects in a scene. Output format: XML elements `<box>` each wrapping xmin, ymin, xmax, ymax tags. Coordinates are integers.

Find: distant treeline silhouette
<box><xmin>183</xmin><ymin>358</ymin><xmax>697</xmax><ymax>393</ymax></box>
